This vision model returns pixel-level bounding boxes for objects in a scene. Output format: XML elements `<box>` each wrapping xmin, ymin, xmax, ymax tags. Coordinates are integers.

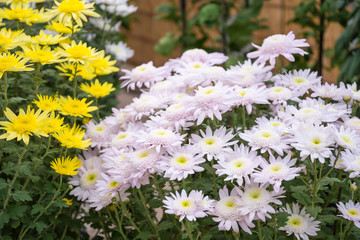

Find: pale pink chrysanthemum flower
<box><xmin>211</xmin><ymin>186</ymin><xmax>254</xmax><ymax>234</ymax></box>
<box><xmin>290</xmin><ymin>123</ymin><xmax>335</xmax><ymax>163</ymax></box>
<box><xmin>101</xmin><ymin>147</ymin><xmax>128</xmax><ymax>172</ymax></box>
<box><xmin>126</xmin><ymin>148</ymin><xmax>162</xmax><ymax>177</ymax></box>
<box><xmin>239</xmin><ymin>126</ymin><xmax>289</xmax><ymax>156</ymax></box>
<box><xmin>95</xmin><ymin>173</ymin><xmax>130</xmax><ymax>198</ymax></box>
<box><xmin>88</xmin><ymin>189</ymin><xmax>130</xmax><ymax>211</ymax></box>
<box><xmin>338</xmin><ymin>82</ymin><xmax>354</xmax><ymax>103</ymax></box>
<box><xmin>160</xmin><ymin>145</ymin><xmax>205</xmax><ymax>181</ymax></box>
<box><xmin>124</xmin><ymin>94</ymin><xmax>166</xmax><ymax>120</ymax></box>
<box><xmin>181</xmin><ymin>65</ymin><xmax>226</xmax><ymax>88</ymax></box>
<box><xmin>84</xmin><ymin>120</ymin><xmax>112</xmax><ymax>149</ymax></box>
<box><xmin>110</xmin><ymin>128</ymin><xmax>138</xmax><ymax>150</ymax></box>
<box><xmin>231</xmin><ymin>85</ymin><xmax>269</xmax><ymax>114</ymax></box>
<box><xmin>334</xmin><ymin>126</ymin><xmax>360</xmax><ymax>153</ymax></box>
<box><xmin>213</xmin><ymin>144</ymin><xmax>263</xmax><ymax>186</ymax></box>
<box><xmin>247</xmin><ymin>31</ymin><xmax>310</xmax><ymax>66</ymax></box>
<box><xmin>163</xmin><ymin>189</ymin><xmax>209</xmax><ymax>221</ymax></box>
<box><xmin>344</xmin><ymin>117</ymin><xmax>360</xmax><ymax>135</ymax></box>
<box><xmin>103</xmin><ymin>107</ymin><xmax>132</xmax><ymax>130</ymax></box>
<box><xmin>272</xmin><ymin>69</ymin><xmax>321</xmax><ymax>96</ymax></box>
<box><xmin>120</xmin><ymin>61</ymin><xmax>168</xmax><ymax>90</ymax></box>
<box><xmin>185</xmin><ymin>83</ymin><xmax>235</xmax><ymax>125</ymax></box>
<box><xmin>311</xmin><ymin>82</ymin><xmax>343</xmax><ymax>101</ymax></box>
<box><xmin>268</xmin><ymin>86</ymin><xmax>299</xmax><ymax>105</ymax></box>
<box><xmin>136</xmin><ymin>127</ymin><xmax>185</xmax><ymax>153</ymax></box>
<box><xmin>255</xmin><ymin>116</ymin><xmax>290</xmax><ymax>134</ymax></box>
<box><xmin>225</xmin><ymin>59</ymin><xmax>273</xmax><ymax>87</ymax></box>
<box><xmin>190</xmin><ymin>190</ymin><xmax>215</xmax><ymax>213</ymax></box>
<box><xmin>252</xmin><ymin>153</ymin><xmax>302</xmax><ymax>192</ymax></box>
<box><xmin>156</xmin><ymin>103</ymin><xmax>195</xmax><ymax>132</ymax></box>
<box><xmin>69</xmin><ymin>149</ymin><xmax>104</xmax><ymax>201</ymax></box>
<box><xmin>341</xmin><ymin>150</ymin><xmax>360</xmax><ymax>178</ymax></box>
<box><xmin>191</xmin><ymin>126</ymin><xmax>237</xmax><ymax>161</ymax></box>
<box><xmin>347</xmin><ymin>83</ymin><xmax>360</xmax><ymax>102</ymax></box>
<box><xmin>337</xmin><ymin>200</ymin><xmax>360</xmax><ymax>228</ymax></box>
<box><xmin>279</xmin><ymin>203</ymin><xmax>321</xmax><ymax>240</ymax></box>
<box><xmin>236</xmin><ymin>182</ymin><xmax>284</xmax><ymax>225</ymax></box>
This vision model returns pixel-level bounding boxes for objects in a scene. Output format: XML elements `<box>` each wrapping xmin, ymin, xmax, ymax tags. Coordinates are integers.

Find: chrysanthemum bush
<box><xmin>0</xmin><ymin>0</ymin><xmax>135</xmax><ymax>239</ymax></box>
<box><xmin>74</xmin><ymin>31</ymin><xmax>360</xmax><ymax>240</ymax></box>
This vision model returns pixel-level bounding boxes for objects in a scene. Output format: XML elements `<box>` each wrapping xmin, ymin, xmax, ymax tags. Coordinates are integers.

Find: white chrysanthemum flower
<box><xmin>163</xmin><ymin>189</ymin><xmax>209</xmax><ymax>221</ymax></box>
<box><xmin>90</xmin><ymin>17</ymin><xmax>121</xmax><ymax>32</ymax></box>
<box><xmin>311</xmin><ymin>82</ymin><xmax>343</xmax><ymax>101</ymax></box>
<box><xmin>214</xmin><ymin>144</ymin><xmax>263</xmax><ymax>185</ymax></box>
<box><xmin>334</xmin><ymin>126</ymin><xmax>360</xmax><ymax>153</ymax></box>
<box><xmin>88</xmin><ymin>189</ymin><xmax>130</xmax><ymax>211</ymax></box>
<box><xmin>337</xmin><ymin>200</ymin><xmax>360</xmax><ymax>228</ymax></box>
<box><xmin>186</xmin><ymin>83</ymin><xmax>235</xmax><ymax>125</ymax></box>
<box><xmin>290</xmin><ymin>124</ymin><xmax>334</xmax><ymax>163</ymax></box>
<box><xmin>344</xmin><ymin>117</ymin><xmax>360</xmax><ymax>135</ymax></box>
<box><xmin>106</xmin><ymin>41</ymin><xmax>134</xmax><ymax>62</ymax></box>
<box><xmin>160</xmin><ymin>145</ymin><xmax>205</xmax><ymax>180</ymax></box>
<box><xmin>341</xmin><ymin>150</ymin><xmax>360</xmax><ymax>178</ymax></box>
<box><xmin>156</xmin><ymin>103</ymin><xmax>195</xmax><ymax>132</ymax></box>
<box><xmin>273</xmin><ymin>69</ymin><xmax>321</xmax><ymax>95</ymax></box>
<box><xmin>136</xmin><ymin>128</ymin><xmax>185</xmax><ymax>153</ymax></box>
<box><xmin>125</xmin><ymin>94</ymin><xmax>165</xmax><ymax>120</ymax></box>
<box><xmin>231</xmin><ymin>85</ymin><xmax>269</xmax><ymax>114</ymax></box>
<box><xmin>191</xmin><ymin>126</ymin><xmax>237</xmax><ymax>161</ymax></box>
<box><xmin>85</xmin><ymin>120</ymin><xmax>112</xmax><ymax>149</ymax></box>
<box><xmin>236</xmin><ymin>183</ymin><xmax>284</xmax><ymax>224</ymax></box>
<box><xmin>100</xmin><ymin>2</ymin><xmax>137</xmax><ymax>16</ymax></box>
<box><xmin>211</xmin><ymin>186</ymin><xmax>254</xmax><ymax>234</ymax></box>
<box><xmin>247</xmin><ymin>31</ymin><xmax>310</xmax><ymax>66</ymax></box>
<box><xmin>120</xmin><ymin>62</ymin><xmax>167</xmax><ymax>90</ymax></box>
<box><xmin>69</xmin><ymin>150</ymin><xmax>104</xmax><ymax>201</ymax></box>
<box><xmin>255</xmin><ymin>116</ymin><xmax>289</xmax><ymax>134</ymax></box>
<box><xmin>95</xmin><ymin>173</ymin><xmax>130</xmax><ymax>197</ymax></box>
<box><xmin>239</xmin><ymin>126</ymin><xmax>289</xmax><ymax>156</ymax></box>
<box><xmin>279</xmin><ymin>203</ymin><xmax>321</xmax><ymax>240</ymax></box>
<box><xmin>182</xmin><ymin>65</ymin><xmax>226</xmax><ymax>88</ymax></box>
<box><xmin>268</xmin><ymin>86</ymin><xmax>298</xmax><ymax>105</ymax></box>
<box><xmin>104</xmin><ymin>107</ymin><xmax>132</xmax><ymax>130</ymax></box>
<box><xmin>111</xmin><ymin>129</ymin><xmax>137</xmax><ymax>149</ymax></box>
<box><xmin>225</xmin><ymin>59</ymin><xmax>272</xmax><ymax>87</ymax></box>
<box><xmin>252</xmin><ymin>153</ymin><xmax>302</xmax><ymax>192</ymax></box>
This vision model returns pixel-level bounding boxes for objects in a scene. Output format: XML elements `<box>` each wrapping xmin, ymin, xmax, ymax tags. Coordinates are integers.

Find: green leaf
<box><xmin>8</xmin><ymin>205</ymin><xmax>28</xmax><ymax>220</ymax></box>
<box><xmin>12</xmin><ymin>190</ymin><xmax>33</xmax><ymax>202</ymax></box>
<box><xmin>135</xmin><ymin>231</ymin><xmax>156</xmax><ymax>239</ymax></box>
<box><xmin>306</xmin><ymin>206</ymin><xmax>322</xmax><ymax>217</ymax></box>
<box><xmin>30</xmin><ymin>221</ymin><xmax>47</xmax><ymax>234</ymax></box>
<box><xmin>319</xmin><ymin>177</ymin><xmax>341</xmax><ymax>187</ymax></box>
<box><xmin>0</xmin><ymin>179</ymin><xmax>7</xmax><ymax>190</ymax></box>
<box><xmin>198</xmin><ymin>3</ymin><xmax>221</xmax><ymax>27</ymax></box>
<box><xmin>11</xmin><ymin>220</ymin><xmax>20</xmax><ymax>228</ymax></box>
<box><xmin>155</xmin><ymin>33</ymin><xmax>179</xmax><ymax>56</ymax></box>
<box><xmin>157</xmin><ymin>221</ymin><xmax>174</xmax><ymax>231</ymax></box>
<box><xmin>291</xmin><ymin>191</ymin><xmax>311</xmax><ymax>205</ymax></box>
<box><xmin>0</xmin><ymin>213</ymin><xmax>10</xmax><ymax>228</ymax></box>
<box><xmin>31</xmin><ymin>204</ymin><xmax>45</xmax><ymax>215</ymax></box>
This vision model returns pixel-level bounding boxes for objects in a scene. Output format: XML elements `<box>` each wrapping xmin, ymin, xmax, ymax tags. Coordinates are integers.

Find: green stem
<box><xmin>211</xmin><ymin>159</ymin><xmax>218</xmax><ymax>198</ymax></box>
<box><xmin>182</xmin><ymin>219</ymin><xmax>194</xmax><ymax>240</ymax></box>
<box><xmin>1</xmin><ymin>145</ymin><xmax>28</xmax><ymax>212</ymax></box>
<box><xmin>98</xmin><ymin>211</ymin><xmax>112</xmax><ymax>240</ymax></box>
<box><xmin>138</xmin><ymin>189</ymin><xmax>160</xmax><ymax>239</ymax></box>
<box><xmin>311</xmin><ymin>160</ymin><xmax>318</xmax><ymax>209</ymax></box>
<box><xmin>242</xmin><ymin>106</ymin><xmax>246</xmax><ymax>131</ymax></box>
<box><xmin>257</xmin><ymin>220</ymin><xmax>263</xmax><ymax>240</ymax></box>
<box><xmin>320</xmin><ymin>149</ymin><xmax>341</xmax><ymax>181</ymax></box>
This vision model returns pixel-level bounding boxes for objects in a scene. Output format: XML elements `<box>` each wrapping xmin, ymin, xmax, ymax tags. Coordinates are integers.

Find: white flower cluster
<box><xmin>70</xmin><ymin>33</ymin><xmax>360</xmax><ymax>239</ymax></box>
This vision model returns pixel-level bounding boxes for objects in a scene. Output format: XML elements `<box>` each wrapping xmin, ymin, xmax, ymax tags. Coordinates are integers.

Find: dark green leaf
<box><xmin>12</xmin><ymin>190</ymin><xmax>33</xmax><ymax>202</ymax></box>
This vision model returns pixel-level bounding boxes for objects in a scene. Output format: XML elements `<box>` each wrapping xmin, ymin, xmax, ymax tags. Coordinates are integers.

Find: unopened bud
<box><xmin>350</xmin><ymin>182</ymin><xmax>358</xmax><ymax>191</ymax></box>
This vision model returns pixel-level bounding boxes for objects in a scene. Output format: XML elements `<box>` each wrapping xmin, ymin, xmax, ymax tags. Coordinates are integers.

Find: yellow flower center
<box><xmin>261</xmin><ymin>131</ymin><xmax>272</xmax><ymax>138</ymax></box>
<box><xmin>272</xmin><ymin>87</ymin><xmax>285</xmax><ymax>93</ymax></box>
<box><xmin>175</xmin><ymin>156</ymin><xmax>188</xmax><ymax>164</ymax></box>
<box><xmin>288</xmin><ymin>216</ymin><xmax>304</xmax><ymax>226</ymax></box>
<box><xmin>155</xmin><ymin>130</ymin><xmax>167</xmax><ymax>135</ymax></box>
<box><xmin>139</xmin><ymin>151</ymin><xmax>149</xmax><ymax>158</ymax></box>
<box><xmin>292</xmin><ymin>77</ymin><xmax>307</xmax><ymax>84</ymax></box>
<box><xmin>312</xmin><ymin>138</ymin><xmax>321</xmax><ymax>145</ymax></box>
<box><xmin>249</xmin><ymin>189</ymin><xmax>261</xmax><ymax>199</ymax></box>
<box><xmin>108</xmin><ymin>181</ymin><xmax>119</xmax><ymax>188</ymax></box>
<box><xmin>347</xmin><ymin>208</ymin><xmax>360</xmax><ymax>216</ymax></box>
<box><xmin>342</xmin><ymin>136</ymin><xmax>352</xmax><ymax>144</ymax></box>
<box><xmin>116</xmin><ymin>133</ymin><xmax>127</xmax><ymax>140</ymax></box>
<box><xmin>0</xmin><ymin>35</ymin><xmax>13</xmax><ymax>46</ymax></box>
<box><xmin>27</xmin><ymin>50</ymin><xmax>54</xmax><ymax>63</ymax></box>
<box><xmin>238</xmin><ymin>90</ymin><xmax>247</xmax><ymax>96</ymax></box>
<box><xmin>204</xmin><ymin>89</ymin><xmax>214</xmax><ymax>95</ymax></box>
<box><xmin>12</xmin><ymin>115</ymin><xmax>38</xmax><ymax>134</ymax></box>
<box><xmin>204</xmin><ymin>138</ymin><xmax>215</xmax><ymax>145</ymax></box>
<box><xmin>226</xmin><ymin>200</ymin><xmax>235</xmax><ymax>208</ymax></box>
<box><xmin>270</xmin><ymin>164</ymin><xmax>282</xmax><ymax>172</ymax></box>
<box><xmin>93</xmin><ymin>58</ymin><xmax>108</xmax><ymax>68</ymax></box>
<box><xmin>86</xmin><ymin>173</ymin><xmax>97</xmax><ymax>183</ymax></box>
<box><xmin>180</xmin><ymin>199</ymin><xmax>191</xmax><ymax>208</ymax></box>
<box><xmin>0</xmin><ymin>56</ymin><xmax>18</xmax><ymax>71</ymax></box>
<box><xmin>66</xmin><ymin>45</ymin><xmax>91</xmax><ymax>58</ymax></box>
<box><xmin>58</xmin><ymin>0</ymin><xmax>85</xmax><ymax>13</ymax></box>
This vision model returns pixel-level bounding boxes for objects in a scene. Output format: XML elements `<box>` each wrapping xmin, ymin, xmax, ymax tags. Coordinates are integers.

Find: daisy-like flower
<box><xmin>136</xmin><ymin>127</ymin><xmax>185</xmax><ymax>153</ymax></box>
<box><xmin>90</xmin><ymin>51</ymin><xmax>119</xmax><ymax>76</ymax></box>
<box><xmin>0</xmin><ymin>0</ymin><xmax>45</xmax><ymax>8</ymax></box>
<box><xmin>56</xmin><ymin>62</ymin><xmax>96</xmax><ymax>81</ymax></box>
<box><xmin>160</xmin><ymin>145</ymin><xmax>206</xmax><ymax>181</ymax></box>
<box><xmin>334</xmin><ymin>126</ymin><xmax>360</xmax><ymax>153</ymax></box>
<box><xmin>42</xmin><ymin>112</ymin><xmax>64</xmax><ymax>135</ymax></box>
<box><xmin>95</xmin><ymin>173</ymin><xmax>130</xmax><ymax>199</ymax></box>
<box><xmin>344</xmin><ymin>117</ymin><xmax>360</xmax><ymax>135</ymax></box>
<box><xmin>105</xmin><ymin>41</ymin><xmax>134</xmax><ymax>62</ymax></box>
<box><xmin>0</xmin><ymin>107</ymin><xmax>49</xmax><ymax>145</ymax></box>
<box><xmin>125</xmin><ymin>94</ymin><xmax>165</xmax><ymax>120</ymax></box>
<box><xmin>231</xmin><ymin>85</ymin><xmax>269</xmax><ymax>114</ymax></box>
<box><xmin>236</xmin><ymin>183</ymin><xmax>284</xmax><ymax>224</ymax></box>
<box><xmin>268</xmin><ymin>86</ymin><xmax>298</xmax><ymax>105</ymax></box>
<box><xmin>84</xmin><ymin>120</ymin><xmax>112</xmax><ymax>149</ymax></box>
<box><xmin>59</xmin><ymin>96</ymin><xmax>97</xmax><ymax>118</ymax></box>
<box><xmin>279</xmin><ymin>203</ymin><xmax>321</xmax><ymax>240</ymax></box>
<box><xmin>0</xmin><ymin>28</ymin><xmax>29</xmax><ymax>52</ymax></box>
<box><xmin>211</xmin><ymin>186</ymin><xmax>254</xmax><ymax>234</ymax></box>
<box><xmin>21</xmin><ymin>45</ymin><xmax>64</xmax><ymax>65</ymax></box>
<box><xmin>163</xmin><ymin>189</ymin><xmax>209</xmax><ymax>221</ymax></box>
<box><xmin>49</xmin><ymin>0</ymin><xmax>100</xmax><ymax>27</ymax></box>
<box><xmin>0</xmin><ymin>53</ymin><xmax>33</xmax><ymax>78</ymax></box>
<box><xmin>239</xmin><ymin>126</ymin><xmax>289</xmax><ymax>156</ymax></box>
<box><xmin>311</xmin><ymin>82</ymin><xmax>343</xmax><ymax>101</ymax></box>
<box><xmin>33</xmin><ymin>95</ymin><xmax>60</xmax><ymax>112</ymax></box>
<box><xmin>31</xmin><ymin>30</ymin><xmax>67</xmax><ymax>45</ymax></box>
<box><xmin>191</xmin><ymin>126</ymin><xmax>237</xmax><ymax>161</ymax></box>
<box><xmin>273</xmin><ymin>69</ymin><xmax>321</xmax><ymax>95</ymax></box>
<box><xmin>214</xmin><ymin>144</ymin><xmax>263</xmax><ymax>186</ymax></box>
<box><xmin>290</xmin><ymin>124</ymin><xmax>334</xmax><ymax>163</ymax></box>
<box><xmin>50</xmin><ymin>156</ymin><xmax>82</xmax><ymax>175</ymax></box>
<box><xmin>252</xmin><ymin>153</ymin><xmax>302</xmax><ymax>192</ymax></box>
<box><xmin>156</xmin><ymin>103</ymin><xmax>195</xmax><ymax>132</ymax></box>
<box><xmin>341</xmin><ymin>150</ymin><xmax>360</xmax><ymax>178</ymax></box>
<box><xmin>80</xmin><ymin>79</ymin><xmax>115</xmax><ymax>98</ymax></box>
<box><xmin>45</xmin><ymin>21</ymin><xmax>80</xmax><ymax>35</ymax></box>
<box><xmin>337</xmin><ymin>200</ymin><xmax>360</xmax><ymax>228</ymax></box>
<box><xmin>120</xmin><ymin>61</ymin><xmax>167</xmax><ymax>90</ymax></box>
<box><xmin>59</xmin><ymin>40</ymin><xmax>101</xmax><ymax>64</ymax></box>
<box><xmin>53</xmin><ymin>124</ymin><xmax>92</xmax><ymax>150</ymax></box>
<box><xmin>247</xmin><ymin>31</ymin><xmax>310</xmax><ymax>66</ymax></box>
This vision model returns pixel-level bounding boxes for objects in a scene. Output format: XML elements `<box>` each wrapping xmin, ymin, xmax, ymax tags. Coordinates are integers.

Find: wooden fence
<box><xmin>124</xmin><ymin>0</ymin><xmax>343</xmax><ymax>83</ymax></box>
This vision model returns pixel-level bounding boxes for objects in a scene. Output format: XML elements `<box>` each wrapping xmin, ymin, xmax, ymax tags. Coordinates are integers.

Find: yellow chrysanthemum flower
<box><xmin>59</xmin><ymin>96</ymin><xmax>97</xmax><ymax>118</ymax></box>
<box><xmin>43</xmin><ymin>112</ymin><xmax>64</xmax><ymax>135</ymax></box>
<box><xmin>0</xmin><ymin>0</ymin><xmax>45</xmax><ymax>9</ymax></box>
<box><xmin>33</xmin><ymin>95</ymin><xmax>60</xmax><ymax>112</ymax></box>
<box><xmin>0</xmin><ymin>53</ymin><xmax>33</xmax><ymax>78</ymax></box>
<box><xmin>59</xmin><ymin>40</ymin><xmax>101</xmax><ymax>64</ymax></box>
<box><xmin>31</xmin><ymin>30</ymin><xmax>67</xmax><ymax>45</ymax></box>
<box><xmin>49</xmin><ymin>0</ymin><xmax>100</xmax><ymax>27</ymax></box>
<box><xmin>0</xmin><ymin>28</ymin><xmax>29</xmax><ymax>52</ymax></box>
<box><xmin>56</xmin><ymin>62</ymin><xmax>96</xmax><ymax>81</ymax></box>
<box><xmin>0</xmin><ymin>107</ymin><xmax>49</xmax><ymax>145</ymax></box>
<box><xmin>62</xmin><ymin>198</ymin><xmax>73</xmax><ymax>206</ymax></box>
<box><xmin>21</xmin><ymin>45</ymin><xmax>65</xmax><ymax>65</ymax></box>
<box><xmin>0</xmin><ymin>7</ymin><xmax>33</xmax><ymax>22</ymax></box>
<box><xmin>90</xmin><ymin>51</ymin><xmax>119</xmax><ymax>76</ymax></box>
<box><xmin>50</xmin><ymin>156</ymin><xmax>82</xmax><ymax>175</ymax></box>
<box><xmin>24</xmin><ymin>8</ymin><xmax>54</xmax><ymax>25</ymax></box>
<box><xmin>53</xmin><ymin>124</ymin><xmax>91</xmax><ymax>149</ymax></box>
<box><xmin>45</xmin><ymin>21</ymin><xmax>80</xmax><ymax>35</ymax></box>
<box><xmin>80</xmin><ymin>79</ymin><xmax>115</xmax><ymax>98</ymax></box>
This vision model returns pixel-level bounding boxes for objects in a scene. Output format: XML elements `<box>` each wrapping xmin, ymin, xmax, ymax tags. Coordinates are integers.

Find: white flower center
<box><xmin>200</xmin><ymin>137</ymin><xmax>223</xmax><ymax>154</ymax></box>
